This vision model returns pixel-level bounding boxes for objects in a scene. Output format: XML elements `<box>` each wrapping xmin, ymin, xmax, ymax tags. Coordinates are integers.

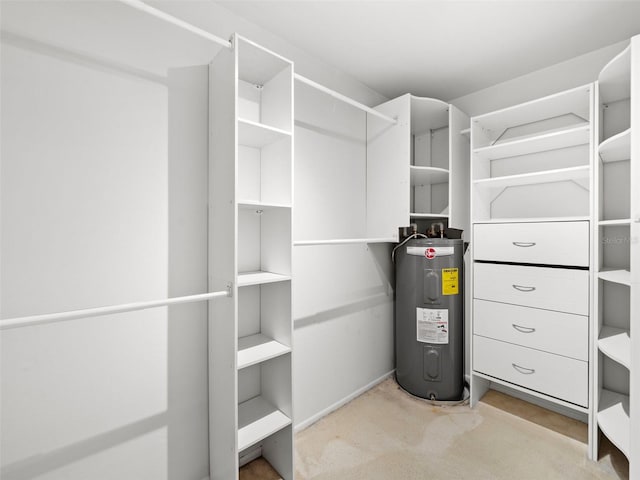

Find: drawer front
<box><xmin>474</xmin><ymin>263</ymin><xmax>589</xmax><ymax>315</ymax></box>
<box><xmin>473</xmin><ymin>299</ymin><xmax>588</xmax><ymax>360</ymax></box>
<box><xmin>474</xmin><ymin>221</ymin><xmax>589</xmax><ymax>267</ymax></box>
<box><xmin>473</xmin><ymin>335</ymin><xmax>588</xmax><ymax>407</ymax></box>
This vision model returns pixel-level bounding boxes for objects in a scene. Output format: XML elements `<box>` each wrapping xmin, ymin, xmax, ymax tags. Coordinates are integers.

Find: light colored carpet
<box><xmin>292</xmin><ymin>378</ymin><xmax>628</xmax><ymax>480</ymax></box>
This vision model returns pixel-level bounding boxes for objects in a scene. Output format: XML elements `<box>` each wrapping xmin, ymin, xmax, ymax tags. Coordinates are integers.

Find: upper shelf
<box><xmin>1</xmin><ymin>1</ymin><xmax>223</xmax><ymax>78</ymax></box>
<box><xmin>598</xmin><ymin>44</ymin><xmax>631</xmax><ymax>105</ymax></box>
<box><xmin>599</xmin><ymin>128</ymin><xmax>631</xmax><ymax>163</ymax></box>
<box><xmin>472</xmin><ymin>85</ymin><xmax>591</xmax><ymax>144</ymax></box>
<box><xmin>473</xmin><ymin>124</ymin><xmax>590</xmax><ymax>161</ymax></box>
<box><xmin>410</xmin><ymin>166</ymin><xmax>449</xmax><ymax>185</ymax></box>
<box><xmin>410</xmin><ymin>96</ymin><xmax>449</xmax><ymax>134</ymax></box>
<box><xmin>238</xmin><ymin>119</ymin><xmax>291</xmax><ymax>148</ymax></box>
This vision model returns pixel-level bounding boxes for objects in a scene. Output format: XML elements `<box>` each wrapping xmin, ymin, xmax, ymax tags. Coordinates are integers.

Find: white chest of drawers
<box><xmin>471</xmin><ymin>220</ymin><xmax>591</xmax><ymax>409</ymax></box>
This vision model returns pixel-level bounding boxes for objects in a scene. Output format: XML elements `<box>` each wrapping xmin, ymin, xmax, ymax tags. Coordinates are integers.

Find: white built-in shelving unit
<box><xmin>469</xmin><ymin>83</ymin><xmax>596</xmax><ymax>452</ymax></box>
<box><xmin>592</xmin><ymin>35</ymin><xmax>639</xmax><ymax>477</ymax></box>
<box><xmin>367</xmin><ymin>94</ymin><xmax>470</xmax><ymax>240</ymax></box>
<box><xmin>209</xmin><ymin>34</ymin><xmax>294</xmax><ymax>479</ymax></box>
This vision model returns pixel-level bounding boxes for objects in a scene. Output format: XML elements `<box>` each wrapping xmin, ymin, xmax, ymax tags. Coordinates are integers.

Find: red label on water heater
<box><xmin>425</xmin><ymin>247</ymin><xmax>436</xmax><ymax>259</ymax></box>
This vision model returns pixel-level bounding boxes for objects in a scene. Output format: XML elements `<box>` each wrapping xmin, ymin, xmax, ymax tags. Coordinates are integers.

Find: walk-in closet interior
<box><xmin>1</xmin><ymin>1</ymin><xmax>639</xmax><ymax>479</ymax></box>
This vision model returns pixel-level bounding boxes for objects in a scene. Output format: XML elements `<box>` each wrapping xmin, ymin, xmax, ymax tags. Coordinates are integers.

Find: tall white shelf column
<box><xmin>209</xmin><ymin>34</ymin><xmax>294</xmax><ymax>479</ymax></box>
<box><xmin>592</xmin><ymin>34</ymin><xmax>639</xmax><ymax>478</ymax></box>
<box><xmin>469</xmin><ymin>84</ymin><xmax>596</xmax><ymax>453</ymax></box>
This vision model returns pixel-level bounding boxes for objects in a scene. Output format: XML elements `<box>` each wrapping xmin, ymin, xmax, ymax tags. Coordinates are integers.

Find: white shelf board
<box><xmin>598</xmin><ymin>269</ymin><xmax>631</xmax><ymax>286</ymax></box>
<box><xmin>599</xmin><ymin>218</ymin><xmax>632</xmax><ymax>226</ymax></box>
<box><xmin>410</xmin><ymin>96</ymin><xmax>449</xmax><ymax>134</ymax></box>
<box><xmin>473</xmin><ymin>165</ymin><xmax>589</xmax><ymax>190</ymax></box>
<box><xmin>410</xmin><ymin>212</ymin><xmax>449</xmax><ymax>219</ymax></box>
<box><xmin>474</xmin><ymin>216</ymin><xmax>590</xmax><ymax>224</ymax></box>
<box><xmin>410</xmin><ymin>166</ymin><xmax>449</xmax><ymax>186</ymax></box>
<box><xmin>474</xmin><ymin>124</ymin><xmax>590</xmax><ymax>161</ymax></box>
<box><xmin>237</xmin><ymin>334</ymin><xmax>291</xmax><ymax>370</ymax></box>
<box><xmin>294</xmin><ymin>238</ymin><xmax>394</xmax><ymax>246</ymax></box>
<box><xmin>238</xmin><ymin>200</ymin><xmax>292</xmax><ymax>210</ymax></box>
<box><xmin>598</xmin><ymin>327</ymin><xmax>631</xmax><ymax>369</ymax></box>
<box><xmin>238</xmin><ymin>396</ymin><xmax>291</xmax><ymax>452</ymax></box>
<box><xmin>472</xmin><ymin>85</ymin><xmax>591</xmax><ymax>134</ymax></box>
<box><xmin>238</xmin><ymin>118</ymin><xmax>291</xmax><ymax>148</ymax></box>
<box><xmin>597</xmin><ymin>389</ymin><xmax>630</xmax><ymax>459</ymax></box>
<box><xmin>599</xmin><ymin>129</ymin><xmax>631</xmax><ymax>163</ymax></box>
<box><xmin>598</xmin><ymin>44</ymin><xmax>631</xmax><ymax>104</ymax></box>
<box><xmin>238</xmin><ymin>271</ymin><xmax>291</xmax><ymax>287</ymax></box>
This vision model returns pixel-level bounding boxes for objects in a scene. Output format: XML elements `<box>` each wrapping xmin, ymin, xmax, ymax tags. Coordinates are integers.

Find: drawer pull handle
<box><xmin>512</xmin><ymin>363</ymin><xmax>535</xmax><ymax>375</ymax></box>
<box><xmin>512</xmin><ymin>324</ymin><xmax>536</xmax><ymax>333</ymax></box>
<box><xmin>512</xmin><ymin>242</ymin><xmax>536</xmax><ymax>247</ymax></box>
<box><xmin>512</xmin><ymin>284</ymin><xmax>536</xmax><ymax>292</ymax></box>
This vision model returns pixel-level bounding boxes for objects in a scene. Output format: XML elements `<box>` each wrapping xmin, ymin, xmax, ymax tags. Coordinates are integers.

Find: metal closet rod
<box><xmin>118</xmin><ymin>1</ymin><xmax>396</xmax><ymax>125</ymax></box>
<box><xmin>0</xmin><ymin>290</ymin><xmax>230</xmax><ymax>331</ymax></box>
<box><xmin>117</xmin><ymin>0</ymin><xmax>233</xmax><ymax>49</ymax></box>
<box><xmin>295</xmin><ymin>74</ymin><xmax>397</xmax><ymax>124</ymax></box>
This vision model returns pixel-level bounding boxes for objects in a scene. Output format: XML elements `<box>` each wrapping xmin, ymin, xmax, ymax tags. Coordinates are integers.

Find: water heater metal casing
<box><xmin>395</xmin><ymin>238</ymin><xmax>464</xmax><ymax>400</ymax></box>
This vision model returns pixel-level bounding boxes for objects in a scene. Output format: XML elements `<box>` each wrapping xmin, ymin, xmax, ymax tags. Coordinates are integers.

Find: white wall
<box><xmin>0</xmin><ymin>2</ymin><xmax>392</xmax><ymax>479</ymax></box>
<box><xmin>293</xmin><ymin>83</ymin><xmax>395</xmax><ymax>428</ymax></box>
<box><xmin>0</xmin><ymin>40</ymin><xmax>170</xmax><ymax>480</ymax></box>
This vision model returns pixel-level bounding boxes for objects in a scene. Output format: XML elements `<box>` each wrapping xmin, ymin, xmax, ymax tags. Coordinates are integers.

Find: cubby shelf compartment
<box><xmin>473</xmin><ymin>165</ymin><xmax>590</xmax><ymax>190</ymax></box>
<box><xmin>599</xmin><ymin>45</ymin><xmax>631</xmax><ymax>104</ymax></box>
<box><xmin>237</xmin><ymin>334</ymin><xmax>291</xmax><ymax>370</ymax></box>
<box><xmin>473</xmin><ymin>124</ymin><xmax>590</xmax><ymax>161</ymax></box>
<box><xmin>238</xmin><ymin>118</ymin><xmax>291</xmax><ymax>148</ymax></box>
<box><xmin>598</xmin><ymin>389</ymin><xmax>630</xmax><ymax>459</ymax></box>
<box><xmin>237</xmin><ymin>396</ymin><xmax>292</xmax><ymax>452</ymax></box>
<box><xmin>598</xmin><ymin>327</ymin><xmax>631</xmax><ymax>369</ymax></box>
<box><xmin>599</xmin><ymin>128</ymin><xmax>631</xmax><ymax>163</ymax></box>
<box><xmin>472</xmin><ymin>85</ymin><xmax>591</xmax><ymax>146</ymax></box>
<box><xmin>238</xmin><ymin>271</ymin><xmax>291</xmax><ymax>287</ymax></box>
<box><xmin>410</xmin><ymin>166</ymin><xmax>449</xmax><ymax>185</ymax></box>
<box><xmin>598</xmin><ymin>269</ymin><xmax>632</xmax><ymax>286</ymax></box>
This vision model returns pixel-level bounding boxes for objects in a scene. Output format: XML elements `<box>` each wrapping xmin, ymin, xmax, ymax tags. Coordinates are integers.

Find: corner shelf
<box><xmin>598</xmin><ymin>327</ymin><xmax>631</xmax><ymax>369</ymax></box>
<box><xmin>599</xmin><ymin>128</ymin><xmax>631</xmax><ymax>163</ymax></box>
<box><xmin>598</xmin><ymin>45</ymin><xmax>631</xmax><ymax>104</ymax></box>
<box><xmin>410</xmin><ymin>166</ymin><xmax>449</xmax><ymax>185</ymax></box>
<box><xmin>597</xmin><ymin>389</ymin><xmax>630</xmax><ymax>459</ymax></box>
<box><xmin>238</xmin><ymin>334</ymin><xmax>291</xmax><ymax>370</ymax></box>
<box><xmin>598</xmin><ymin>269</ymin><xmax>631</xmax><ymax>286</ymax></box>
<box><xmin>238</xmin><ymin>396</ymin><xmax>292</xmax><ymax>452</ymax></box>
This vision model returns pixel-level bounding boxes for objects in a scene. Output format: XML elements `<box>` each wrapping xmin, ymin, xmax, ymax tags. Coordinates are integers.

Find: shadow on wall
<box><xmin>0</xmin><ymin>412</ymin><xmax>168</xmax><ymax>480</ymax></box>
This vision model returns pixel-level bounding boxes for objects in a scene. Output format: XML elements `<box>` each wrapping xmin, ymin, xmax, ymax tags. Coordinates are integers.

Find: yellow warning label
<box><xmin>442</xmin><ymin>268</ymin><xmax>459</xmax><ymax>295</ymax></box>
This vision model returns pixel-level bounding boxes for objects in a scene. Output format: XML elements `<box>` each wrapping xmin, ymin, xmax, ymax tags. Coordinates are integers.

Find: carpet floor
<box><xmin>244</xmin><ymin>378</ymin><xmax>628</xmax><ymax>479</ymax></box>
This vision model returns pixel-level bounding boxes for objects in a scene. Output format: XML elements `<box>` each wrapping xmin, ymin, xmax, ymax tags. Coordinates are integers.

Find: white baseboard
<box><xmin>294</xmin><ymin>370</ymin><xmax>395</xmax><ymax>433</ymax></box>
